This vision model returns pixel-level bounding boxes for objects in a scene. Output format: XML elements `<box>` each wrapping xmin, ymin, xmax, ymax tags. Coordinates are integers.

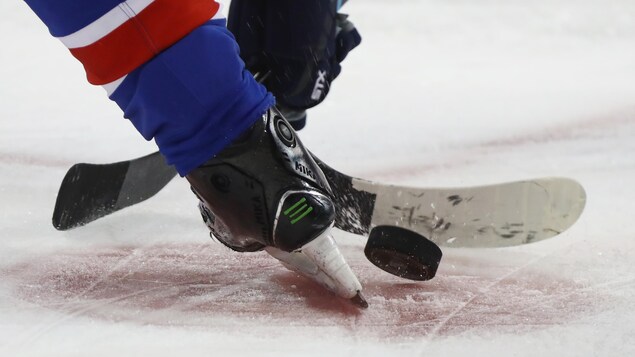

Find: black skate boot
<box><xmin>186</xmin><ymin>107</ymin><xmax>366</xmax><ymax>307</ymax></box>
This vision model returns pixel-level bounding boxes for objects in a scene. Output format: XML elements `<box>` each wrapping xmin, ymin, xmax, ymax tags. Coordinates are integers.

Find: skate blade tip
<box><xmin>350</xmin><ymin>291</ymin><xmax>369</xmax><ymax>309</ymax></box>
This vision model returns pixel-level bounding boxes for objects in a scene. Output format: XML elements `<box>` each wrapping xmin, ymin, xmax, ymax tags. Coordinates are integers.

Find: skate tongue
<box><xmin>265</xmin><ymin>234</ymin><xmax>368</xmax><ymax>309</ymax></box>
<box><xmin>301</xmin><ymin>230</ymin><xmax>363</xmax><ymax>299</ymax></box>
<box><xmin>264</xmin><ymin>229</ymin><xmax>366</xmax><ymax>308</ymax></box>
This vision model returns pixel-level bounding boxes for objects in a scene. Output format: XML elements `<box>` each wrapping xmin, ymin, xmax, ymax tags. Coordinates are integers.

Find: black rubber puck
<box><xmin>364</xmin><ymin>225</ymin><xmax>442</xmax><ymax>281</ymax></box>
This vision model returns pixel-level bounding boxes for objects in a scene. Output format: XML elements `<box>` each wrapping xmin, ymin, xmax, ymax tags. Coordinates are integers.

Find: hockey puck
<box><xmin>364</xmin><ymin>225</ymin><xmax>442</xmax><ymax>281</ymax></box>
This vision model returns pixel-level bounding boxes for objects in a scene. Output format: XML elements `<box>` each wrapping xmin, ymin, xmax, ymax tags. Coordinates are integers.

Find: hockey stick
<box><xmin>51</xmin><ymin>149</ymin><xmax>586</xmax><ymax>248</ymax></box>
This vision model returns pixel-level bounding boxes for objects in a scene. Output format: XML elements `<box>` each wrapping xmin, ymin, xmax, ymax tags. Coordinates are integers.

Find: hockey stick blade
<box><xmin>315</xmin><ymin>158</ymin><xmax>587</xmax><ymax>248</ymax></box>
<box><xmin>52</xmin><ymin>152</ymin><xmax>177</xmax><ymax>230</ymax></box>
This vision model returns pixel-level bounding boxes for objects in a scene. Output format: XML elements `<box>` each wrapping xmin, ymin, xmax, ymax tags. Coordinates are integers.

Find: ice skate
<box><xmin>186</xmin><ymin>107</ymin><xmax>366</xmax><ymax>307</ymax></box>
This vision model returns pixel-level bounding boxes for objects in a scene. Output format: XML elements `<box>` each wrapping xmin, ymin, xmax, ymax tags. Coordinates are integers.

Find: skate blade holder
<box><xmin>364</xmin><ymin>225</ymin><xmax>442</xmax><ymax>281</ymax></box>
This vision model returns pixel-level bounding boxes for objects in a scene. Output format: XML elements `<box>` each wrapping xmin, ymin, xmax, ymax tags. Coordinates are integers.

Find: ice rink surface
<box><xmin>2</xmin><ymin>0</ymin><xmax>635</xmax><ymax>356</ymax></box>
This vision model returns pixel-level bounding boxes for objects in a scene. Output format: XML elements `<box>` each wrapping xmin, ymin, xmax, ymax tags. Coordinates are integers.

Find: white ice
<box><xmin>2</xmin><ymin>0</ymin><xmax>635</xmax><ymax>356</ymax></box>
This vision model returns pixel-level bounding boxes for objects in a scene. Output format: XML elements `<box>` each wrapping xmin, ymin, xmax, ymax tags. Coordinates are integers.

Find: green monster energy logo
<box><xmin>283</xmin><ymin>197</ymin><xmax>313</xmax><ymax>224</ymax></box>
